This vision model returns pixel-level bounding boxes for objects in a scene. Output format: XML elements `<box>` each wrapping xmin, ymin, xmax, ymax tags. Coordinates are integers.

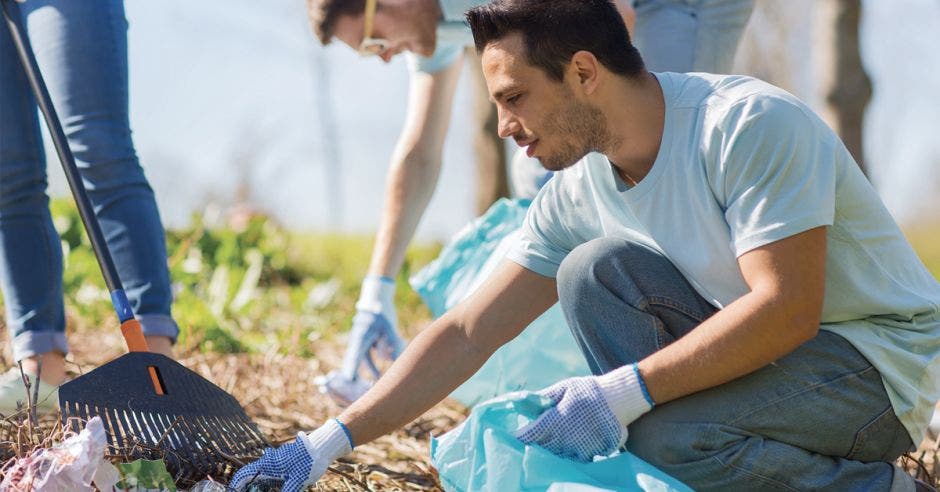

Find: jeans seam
<box><xmin>653</xmin><ymin>317</ymin><xmax>668</xmax><ymax>349</ymax></box>
<box><xmin>847</xmin><ymin>404</ymin><xmax>894</xmax><ymax>459</ymax></box>
<box><xmin>105</xmin><ymin>0</ymin><xmax>129</xmax><ymax>118</ymax></box>
<box><xmin>40</xmin><ymin>219</ymin><xmax>57</xmax><ymax>332</ymax></box>
<box><xmin>727</xmin><ymin>365</ymin><xmax>878</xmax><ymax>427</ymax></box>
<box><xmin>647</xmin><ymin>295</ymin><xmax>711</xmax><ymax>323</ymax></box>
<box><xmin>711</xmin><ymin>455</ymin><xmax>802</xmax><ymax>491</ymax></box>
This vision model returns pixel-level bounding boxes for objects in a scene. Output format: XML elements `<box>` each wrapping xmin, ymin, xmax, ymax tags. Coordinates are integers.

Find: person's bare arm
<box><xmin>340</xmin><ymin>261</ymin><xmax>558</xmax><ymax>445</ymax></box>
<box><xmin>367</xmin><ymin>60</ymin><xmax>465</xmax><ymax>278</ymax></box>
<box><xmin>639</xmin><ymin>226</ymin><xmax>827</xmax><ymax>404</ymax></box>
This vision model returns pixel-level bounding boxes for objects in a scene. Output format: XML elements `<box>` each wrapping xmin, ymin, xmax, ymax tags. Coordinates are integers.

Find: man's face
<box><xmin>332</xmin><ymin>3</ymin><xmax>435</xmax><ymax>62</ymax></box>
<box><xmin>482</xmin><ymin>33</ymin><xmax>609</xmax><ymax>171</ymax></box>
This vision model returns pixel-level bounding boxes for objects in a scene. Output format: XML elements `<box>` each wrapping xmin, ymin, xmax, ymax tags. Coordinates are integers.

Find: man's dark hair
<box><xmin>466</xmin><ymin>0</ymin><xmax>644</xmax><ymax>82</ymax></box>
<box><xmin>305</xmin><ymin>0</ymin><xmax>365</xmax><ymax>45</ymax></box>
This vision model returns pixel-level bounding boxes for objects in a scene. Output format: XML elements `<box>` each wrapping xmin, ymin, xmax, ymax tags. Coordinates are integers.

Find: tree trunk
<box><xmin>817</xmin><ymin>0</ymin><xmax>872</xmax><ymax>174</ymax></box>
<box><xmin>466</xmin><ymin>48</ymin><xmax>510</xmax><ymax>215</ymax></box>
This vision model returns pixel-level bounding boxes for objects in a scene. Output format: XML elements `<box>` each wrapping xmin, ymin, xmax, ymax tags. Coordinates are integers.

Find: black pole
<box><xmin>1</xmin><ymin>0</ymin><xmax>125</xmax><ymax>294</ymax></box>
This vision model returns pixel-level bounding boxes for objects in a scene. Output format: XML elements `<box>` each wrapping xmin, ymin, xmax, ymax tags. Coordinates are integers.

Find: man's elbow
<box><xmin>389</xmin><ymin>144</ymin><xmax>442</xmax><ymax>179</ymax></box>
<box><xmin>436</xmin><ymin>309</ymin><xmax>491</xmax><ymax>366</ymax></box>
<box><xmin>755</xmin><ymin>284</ymin><xmax>823</xmax><ymax>344</ymax></box>
<box><xmin>786</xmin><ymin>296</ymin><xmax>824</xmax><ymax>344</ymax></box>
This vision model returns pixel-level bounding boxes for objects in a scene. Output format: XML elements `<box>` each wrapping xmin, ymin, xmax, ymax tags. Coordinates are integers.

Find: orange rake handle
<box><xmin>120</xmin><ymin>318</ymin><xmax>150</xmax><ymax>352</ymax></box>
<box><xmin>120</xmin><ymin>319</ymin><xmax>165</xmax><ymax>395</ymax></box>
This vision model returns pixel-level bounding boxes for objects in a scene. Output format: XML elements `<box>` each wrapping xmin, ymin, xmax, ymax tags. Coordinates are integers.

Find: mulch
<box><xmin>1</xmin><ymin>317</ymin><xmax>937</xmax><ymax>490</ymax></box>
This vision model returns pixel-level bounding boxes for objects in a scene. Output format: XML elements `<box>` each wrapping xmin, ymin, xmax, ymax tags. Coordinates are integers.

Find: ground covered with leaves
<box><xmin>1</xmin><ymin>201</ymin><xmax>938</xmax><ymax>490</ymax></box>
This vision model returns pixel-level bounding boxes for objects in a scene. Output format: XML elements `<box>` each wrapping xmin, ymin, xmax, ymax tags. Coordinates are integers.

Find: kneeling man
<box><xmin>234</xmin><ymin>1</ymin><xmax>940</xmax><ymax>490</ymax></box>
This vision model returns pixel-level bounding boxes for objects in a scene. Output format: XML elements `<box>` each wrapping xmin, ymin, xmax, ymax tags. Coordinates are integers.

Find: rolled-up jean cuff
<box><xmin>137</xmin><ymin>314</ymin><xmax>180</xmax><ymax>343</ymax></box>
<box><xmin>13</xmin><ymin>331</ymin><xmax>69</xmax><ymax>361</ymax></box>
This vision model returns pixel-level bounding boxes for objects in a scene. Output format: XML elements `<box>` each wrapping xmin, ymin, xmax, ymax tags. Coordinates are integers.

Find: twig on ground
<box><xmin>327</xmin><ymin>465</ymin><xmax>373</xmax><ymax>491</ymax></box>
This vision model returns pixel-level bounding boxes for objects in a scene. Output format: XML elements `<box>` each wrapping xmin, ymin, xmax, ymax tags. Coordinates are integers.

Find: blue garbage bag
<box><xmin>430</xmin><ymin>391</ymin><xmax>693</xmax><ymax>492</ymax></box>
<box><xmin>410</xmin><ymin>199</ymin><xmax>591</xmax><ymax>407</ymax></box>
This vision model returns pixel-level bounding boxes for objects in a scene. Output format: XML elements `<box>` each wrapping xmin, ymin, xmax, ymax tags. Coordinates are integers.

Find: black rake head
<box><xmin>58</xmin><ymin>352</ymin><xmax>270</xmax><ymax>487</ymax></box>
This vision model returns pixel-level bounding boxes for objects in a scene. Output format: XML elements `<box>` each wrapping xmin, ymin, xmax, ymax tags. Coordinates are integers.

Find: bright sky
<box><xmin>43</xmin><ymin>0</ymin><xmax>940</xmax><ymax>239</ymax></box>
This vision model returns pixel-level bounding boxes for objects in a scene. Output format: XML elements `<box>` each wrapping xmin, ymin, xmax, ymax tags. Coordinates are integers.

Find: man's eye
<box><xmin>507</xmin><ymin>94</ymin><xmax>521</xmax><ymax>104</ymax></box>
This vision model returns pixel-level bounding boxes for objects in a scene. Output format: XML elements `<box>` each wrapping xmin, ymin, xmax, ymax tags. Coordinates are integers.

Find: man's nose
<box><xmin>497</xmin><ymin>108</ymin><xmax>519</xmax><ymax>139</ymax></box>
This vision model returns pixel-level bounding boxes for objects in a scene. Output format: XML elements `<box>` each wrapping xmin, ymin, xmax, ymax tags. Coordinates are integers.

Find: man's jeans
<box><xmin>0</xmin><ymin>0</ymin><xmax>177</xmax><ymax>359</ymax></box>
<box><xmin>632</xmin><ymin>0</ymin><xmax>756</xmax><ymax>73</ymax></box>
<box><xmin>557</xmin><ymin>238</ymin><xmax>915</xmax><ymax>491</ymax></box>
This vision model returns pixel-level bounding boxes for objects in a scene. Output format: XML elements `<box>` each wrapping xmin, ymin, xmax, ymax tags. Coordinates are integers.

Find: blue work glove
<box><xmin>317</xmin><ymin>276</ymin><xmax>406</xmax><ymax>406</ymax></box>
<box><xmin>516</xmin><ymin>364</ymin><xmax>654</xmax><ymax>462</ymax></box>
<box><xmin>230</xmin><ymin>419</ymin><xmax>353</xmax><ymax>492</ymax></box>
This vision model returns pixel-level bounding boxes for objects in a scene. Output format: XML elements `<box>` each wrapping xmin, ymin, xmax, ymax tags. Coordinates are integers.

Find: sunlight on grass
<box><xmin>904</xmin><ymin>222</ymin><xmax>940</xmax><ymax>279</ymax></box>
<box><xmin>6</xmin><ymin>200</ymin><xmax>937</xmax><ymax>360</ymax></box>
<box><xmin>26</xmin><ymin>199</ymin><xmax>441</xmax><ymax>358</ymax></box>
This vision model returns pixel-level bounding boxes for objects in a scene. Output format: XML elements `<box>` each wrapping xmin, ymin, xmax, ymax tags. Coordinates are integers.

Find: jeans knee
<box><xmin>68</xmin><ymin>124</ymin><xmax>147</xmax><ymax>192</ymax></box>
<box><xmin>0</xmin><ymin>170</ymin><xmax>49</xmax><ymax>215</ymax></box>
<box><xmin>559</xmin><ymin>237</ymin><xmax>616</xmax><ymax>286</ymax></box>
<box><xmin>557</xmin><ymin>237</ymin><xmax>662</xmax><ymax>302</ymax></box>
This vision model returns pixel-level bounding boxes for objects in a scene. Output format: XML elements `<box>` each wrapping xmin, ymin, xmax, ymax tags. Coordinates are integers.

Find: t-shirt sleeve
<box><xmin>714</xmin><ymin>95</ymin><xmax>837</xmax><ymax>257</ymax></box>
<box><xmin>507</xmin><ymin>176</ymin><xmax>583</xmax><ymax>278</ymax></box>
<box><xmin>406</xmin><ymin>40</ymin><xmax>464</xmax><ymax>74</ymax></box>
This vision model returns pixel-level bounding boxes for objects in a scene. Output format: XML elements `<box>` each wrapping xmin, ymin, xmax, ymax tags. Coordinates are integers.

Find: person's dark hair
<box><xmin>466</xmin><ymin>0</ymin><xmax>644</xmax><ymax>81</ymax></box>
<box><xmin>305</xmin><ymin>0</ymin><xmax>365</xmax><ymax>45</ymax></box>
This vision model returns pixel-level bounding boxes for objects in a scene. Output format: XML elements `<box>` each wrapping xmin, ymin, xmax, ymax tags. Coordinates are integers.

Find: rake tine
<box><xmin>100</xmin><ymin>406</ymin><xmax>120</xmax><ymax>456</ymax></box>
<box><xmin>210</xmin><ymin>415</ymin><xmax>240</xmax><ymax>457</ymax></box>
<box><xmin>156</xmin><ymin>414</ymin><xmax>182</xmax><ymax>450</ymax></box>
<box><xmin>145</xmin><ymin>412</ymin><xmax>167</xmax><ymax>448</ymax></box>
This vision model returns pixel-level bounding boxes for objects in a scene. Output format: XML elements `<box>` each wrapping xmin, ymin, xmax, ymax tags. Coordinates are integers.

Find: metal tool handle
<box><xmin>2</xmin><ymin>0</ymin><xmax>149</xmax><ymax>352</ymax></box>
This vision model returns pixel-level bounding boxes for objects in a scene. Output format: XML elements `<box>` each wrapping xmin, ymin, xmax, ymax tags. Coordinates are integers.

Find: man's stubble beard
<box><xmin>538</xmin><ymin>95</ymin><xmax>616</xmax><ymax>172</ymax></box>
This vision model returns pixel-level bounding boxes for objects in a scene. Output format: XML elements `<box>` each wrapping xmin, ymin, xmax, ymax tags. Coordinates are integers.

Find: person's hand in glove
<box><xmin>317</xmin><ymin>276</ymin><xmax>407</xmax><ymax>406</ymax></box>
<box><xmin>516</xmin><ymin>364</ymin><xmax>654</xmax><ymax>462</ymax></box>
<box><xmin>230</xmin><ymin>418</ymin><xmax>353</xmax><ymax>492</ymax></box>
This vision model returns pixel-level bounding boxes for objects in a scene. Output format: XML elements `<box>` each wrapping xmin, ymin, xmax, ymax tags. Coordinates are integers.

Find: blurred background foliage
<box><xmin>47</xmin><ymin>198</ymin><xmax>440</xmax><ymax>358</ymax></box>
<box><xmin>20</xmin><ymin>198</ymin><xmax>940</xmax><ymax>361</ymax></box>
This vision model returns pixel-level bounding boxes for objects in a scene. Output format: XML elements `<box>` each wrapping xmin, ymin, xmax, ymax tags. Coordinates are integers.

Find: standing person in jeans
<box><xmin>0</xmin><ymin>0</ymin><xmax>178</xmax><ymax>412</ymax></box>
<box><xmin>307</xmin><ymin>0</ymin><xmax>754</xmax><ymax>406</ymax></box>
<box><xmin>232</xmin><ymin>1</ymin><xmax>939</xmax><ymax>490</ymax></box>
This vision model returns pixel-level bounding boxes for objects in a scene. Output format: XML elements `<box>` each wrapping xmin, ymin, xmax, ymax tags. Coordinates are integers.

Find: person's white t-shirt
<box><xmin>405</xmin><ymin>0</ymin><xmax>481</xmax><ymax>74</ymax></box>
<box><xmin>508</xmin><ymin>72</ymin><xmax>940</xmax><ymax>444</ymax></box>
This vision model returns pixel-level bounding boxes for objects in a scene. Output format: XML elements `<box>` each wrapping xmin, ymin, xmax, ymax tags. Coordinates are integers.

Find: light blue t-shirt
<box><xmin>508</xmin><ymin>72</ymin><xmax>940</xmax><ymax>444</ymax></box>
<box><xmin>405</xmin><ymin>0</ymin><xmax>482</xmax><ymax>74</ymax></box>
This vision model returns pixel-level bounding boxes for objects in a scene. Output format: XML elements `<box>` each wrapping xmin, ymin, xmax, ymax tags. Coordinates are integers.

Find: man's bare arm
<box><xmin>340</xmin><ymin>261</ymin><xmax>558</xmax><ymax>445</ymax></box>
<box><xmin>367</xmin><ymin>60</ymin><xmax>464</xmax><ymax>278</ymax></box>
<box><xmin>639</xmin><ymin>226</ymin><xmax>828</xmax><ymax>404</ymax></box>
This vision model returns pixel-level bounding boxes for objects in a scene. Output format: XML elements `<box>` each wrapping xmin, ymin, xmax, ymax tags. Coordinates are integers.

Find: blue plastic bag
<box><xmin>410</xmin><ymin>199</ymin><xmax>591</xmax><ymax>406</ymax></box>
<box><xmin>431</xmin><ymin>391</ymin><xmax>693</xmax><ymax>492</ymax></box>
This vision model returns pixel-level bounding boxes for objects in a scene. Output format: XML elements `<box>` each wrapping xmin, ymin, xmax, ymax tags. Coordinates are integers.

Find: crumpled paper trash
<box><xmin>430</xmin><ymin>391</ymin><xmax>693</xmax><ymax>492</ymax></box>
<box><xmin>410</xmin><ymin>198</ymin><xmax>591</xmax><ymax>406</ymax></box>
<box><xmin>0</xmin><ymin>416</ymin><xmax>116</xmax><ymax>492</ymax></box>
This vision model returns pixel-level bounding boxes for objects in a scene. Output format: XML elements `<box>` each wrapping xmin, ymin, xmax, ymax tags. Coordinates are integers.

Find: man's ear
<box><xmin>570</xmin><ymin>50</ymin><xmax>600</xmax><ymax>95</ymax></box>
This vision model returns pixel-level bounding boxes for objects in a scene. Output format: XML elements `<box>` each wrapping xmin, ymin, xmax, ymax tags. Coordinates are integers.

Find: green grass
<box><xmin>905</xmin><ymin>223</ymin><xmax>940</xmax><ymax>280</ymax></box>
<box><xmin>36</xmin><ymin>199</ymin><xmax>440</xmax><ymax>358</ymax></box>
<box><xmin>7</xmin><ymin>200</ymin><xmax>940</xmax><ymax>359</ymax></box>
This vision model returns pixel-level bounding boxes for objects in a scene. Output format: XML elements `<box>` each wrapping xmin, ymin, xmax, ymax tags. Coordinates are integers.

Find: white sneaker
<box><xmin>0</xmin><ymin>367</ymin><xmax>59</xmax><ymax>415</ymax></box>
<box><xmin>314</xmin><ymin>370</ymin><xmax>371</xmax><ymax>407</ymax></box>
